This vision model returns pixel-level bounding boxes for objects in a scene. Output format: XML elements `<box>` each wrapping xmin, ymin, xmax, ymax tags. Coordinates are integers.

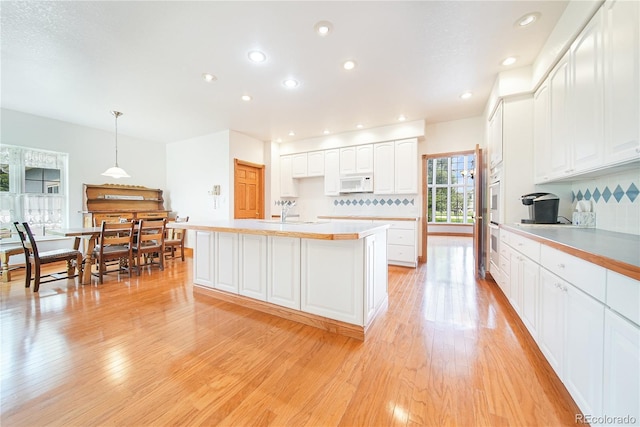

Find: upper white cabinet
<box><xmin>307</xmin><ymin>151</ymin><xmax>325</xmax><ymax>177</ymax></box>
<box><xmin>324</xmin><ymin>149</ymin><xmax>340</xmax><ymax>196</ymax></box>
<box><xmin>373</xmin><ymin>138</ymin><xmax>418</xmax><ymax>195</ymax></box>
<box><xmin>373</xmin><ymin>142</ymin><xmax>394</xmax><ymax>194</ymax></box>
<box><xmin>603</xmin><ymin>0</ymin><xmax>640</xmax><ymax>165</ymax></box>
<box><xmin>394</xmin><ymin>138</ymin><xmax>418</xmax><ymax>194</ymax></box>
<box><xmin>534</xmin><ymin>82</ymin><xmax>551</xmax><ymax>183</ymax></box>
<box><xmin>279</xmin><ymin>155</ymin><xmax>298</xmax><ymax>197</ymax></box>
<box><xmin>291</xmin><ymin>153</ymin><xmax>308</xmax><ymax>178</ymax></box>
<box><xmin>548</xmin><ymin>54</ymin><xmax>572</xmax><ymax>178</ymax></box>
<box><xmin>488</xmin><ymin>100</ymin><xmax>503</xmax><ymax>169</ymax></box>
<box><xmin>340</xmin><ymin>144</ymin><xmax>373</xmax><ymax>175</ymax></box>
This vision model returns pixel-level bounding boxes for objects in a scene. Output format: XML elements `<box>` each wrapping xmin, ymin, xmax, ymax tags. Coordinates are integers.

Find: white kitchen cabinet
<box><xmin>520</xmin><ymin>258</ymin><xmax>539</xmax><ymax>338</ymax></box>
<box><xmin>548</xmin><ymin>54</ymin><xmax>572</xmax><ymax>179</ymax></box>
<box><xmin>280</xmin><ymin>155</ymin><xmax>298</xmax><ymax>197</ymax></box>
<box><xmin>307</xmin><ymin>151</ymin><xmax>325</xmax><ymax>177</ymax></box>
<box><xmin>603</xmin><ymin>309</ymin><xmax>640</xmax><ymax>424</ymax></box>
<box><xmin>394</xmin><ymin>138</ymin><xmax>418</xmax><ymax>194</ymax></box>
<box><xmin>194</xmin><ymin>231</ymin><xmax>214</xmax><ymax>288</ymax></box>
<box><xmin>291</xmin><ymin>153</ymin><xmax>308</xmax><ymax>178</ymax></box>
<box><xmin>539</xmin><ymin>268</ymin><xmax>565</xmax><ymax>377</ymax></box>
<box><xmin>373</xmin><ymin>219</ymin><xmax>418</xmax><ymax>267</ymax></box>
<box><xmin>340</xmin><ymin>144</ymin><xmax>373</xmax><ymax>175</ymax></box>
<box><xmin>324</xmin><ymin>149</ymin><xmax>340</xmax><ymax>196</ymax></box>
<box><xmin>215</xmin><ymin>232</ymin><xmax>239</xmax><ymax>293</ymax></box>
<box><xmin>488</xmin><ymin>100</ymin><xmax>503</xmax><ymax>169</ymax></box>
<box><xmin>509</xmin><ymin>250</ymin><xmax>523</xmax><ymax>315</ymax></box>
<box><xmin>534</xmin><ymin>81</ymin><xmax>551</xmax><ymax>183</ymax></box>
<box><xmin>373</xmin><ymin>142</ymin><xmax>394</xmax><ymax>194</ymax></box>
<box><xmin>569</xmin><ymin>7</ymin><xmax>604</xmax><ymax>173</ymax></box>
<box><xmin>239</xmin><ymin>234</ymin><xmax>267</xmax><ymax>301</ymax></box>
<box><xmin>267</xmin><ymin>236</ymin><xmax>300</xmax><ymax>310</ymax></box>
<box><xmin>364</xmin><ymin>234</ymin><xmax>377</xmax><ymax>323</ymax></box>
<box><xmin>603</xmin><ymin>0</ymin><xmax>640</xmax><ymax>166</ymax></box>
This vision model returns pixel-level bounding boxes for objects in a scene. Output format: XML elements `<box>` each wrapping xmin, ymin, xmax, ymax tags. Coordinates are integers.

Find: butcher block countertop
<box><xmin>502</xmin><ymin>223</ymin><xmax>640</xmax><ymax>281</ymax></box>
<box><xmin>317</xmin><ymin>215</ymin><xmax>419</xmax><ymax>221</ymax></box>
<box><xmin>170</xmin><ymin>219</ymin><xmax>390</xmax><ymax>241</ymax></box>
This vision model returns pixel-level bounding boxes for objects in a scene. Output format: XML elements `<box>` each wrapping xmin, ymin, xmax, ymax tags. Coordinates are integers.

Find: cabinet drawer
<box><xmin>540</xmin><ymin>245</ymin><xmax>606</xmax><ymax>302</ymax></box>
<box><xmin>93</xmin><ymin>213</ymin><xmax>134</xmax><ymax>225</ymax></box>
<box><xmin>136</xmin><ymin>212</ymin><xmax>168</xmax><ymax>220</ymax></box>
<box><xmin>607</xmin><ymin>270</ymin><xmax>640</xmax><ymax>326</ymax></box>
<box><xmin>508</xmin><ymin>233</ymin><xmax>541</xmax><ymax>263</ymax></box>
<box><xmin>388</xmin><ymin>229</ymin><xmax>415</xmax><ymax>246</ymax></box>
<box><xmin>500</xmin><ymin>229</ymin><xmax>511</xmax><ymax>246</ymax></box>
<box><xmin>389</xmin><ymin>220</ymin><xmax>417</xmax><ymax>231</ymax></box>
<box><xmin>500</xmin><ymin>254</ymin><xmax>510</xmax><ymax>277</ymax></box>
<box><xmin>388</xmin><ymin>244</ymin><xmax>415</xmax><ymax>263</ymax></box>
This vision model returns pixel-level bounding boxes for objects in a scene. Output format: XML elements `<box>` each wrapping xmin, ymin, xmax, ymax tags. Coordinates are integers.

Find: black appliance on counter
<box><xmin>521</xmin><ymin>193</ymin><xmax>559</xmax><ymax>224</ymax></box>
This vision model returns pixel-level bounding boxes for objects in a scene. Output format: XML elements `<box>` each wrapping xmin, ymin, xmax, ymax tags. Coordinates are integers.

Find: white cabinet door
<box><xmin>324</xmin><ymin>149</ymin><xmax>340</xmax><ymax>196</ymax></box>
<box><xmin>194</xmin><ymin>231</ymin><xmax>214</xmax><ymax>288</ymax></box>
<box><xmin>538</xmin><ymin>268</ymin><xmax>565</xmax><ymax>377</ymax></box>
<box><xmin>603</xmin><ymin>309</ymin><xmax>640</xmax><ymax>424</ymax></box>
<box><xmin>364</xmin><ymin>234</ymin><xmax>377</xmax><ymax>323</ymax></box>
<box><xmin>267</xmin><ymin>236</ymin><xmax>300</xmax><ymax>310</ymax></box>
<box><xmin>373</xmin><ymin>142</ymin><xmax>394</xmax><ymax>194</ymax></box>
<box><xmin>489</xmin><ymin>101</ymin><xmax>503</xmax><ymax>169</ymax></box>
<box><xmin>355</xmin><ymin>144</ymin><xmax>374</xmax><ymax>173</ymax></box>
<box><xmin>520</xmin><ymin>256</ymin><xmax>539</xmax><ymax>338</ymax></box>
<box><xmin>291</xmin><ymin>153</ymin><xmax>308</xmax><ymax>178</ymax></box>
<box><xmin>215</xmin><ymin>232</ymin><xmax>238</xmax><ymax>293</ymax></box>
<box><xmin>549</xmin><ymin>54</ymin><xmax>572</xmax><ymax>178</ymax></box>
<box><xmin>307</xmin><ymin>151</ymin><xmax>325</xmax><ymax>177</ymax></box>
<box><xmin>509</xmin><ymin>251</ymin><xmax>523</xmax><ymax>315</ymax></box>
<box><xmin>394</xmin><ymin>138</ymin><xmax>418</xmax><ymax>194</ymax></box>
<box><xmin>534</xmin><ymin>82</ymin><xmax>551</xmax><ymax>183</ymax></box>
<box><xmin>280</xmin><ymin>155</ymin><xmax>298</xmax><ymax>197</ymax></box>
<box><xmin>603</xmin><ymin>0</ymin><xmax>640</xmax><ymax>165</ymax></box>
<box><xmin>239</xmin><ymin>234</ymin><xmax>267</xmax><ymax>301</ymax></box>
<box><xmin>570</xmin><ymin>8</ymin><xmax>604</xmax><ymax>173</ymax></box>
<box><xmin>339</xmin><ymin>146</ymin><xmax>357</xmax><ymax>175</ymax></box>
<box><xmin>564</xmin><ymin>283</ymin><xmax>604</xmax><ymax>417</ymax></box>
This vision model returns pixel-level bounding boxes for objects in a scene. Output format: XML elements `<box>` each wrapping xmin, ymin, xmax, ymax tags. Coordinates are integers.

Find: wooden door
<box><xmin>234</xmin><ymin>159</ymin><xmax>264</xmax><ymax>219</ymax></box>
<box><xmin>473</xmin><ymin>144</ymin><xmax>483</xmax><ymax>278</ymax></box>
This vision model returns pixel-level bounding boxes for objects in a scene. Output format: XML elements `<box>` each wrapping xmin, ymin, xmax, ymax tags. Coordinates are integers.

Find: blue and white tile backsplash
<box><xmin>570</xmin><ymin>169</ymin><xmax>640</xmax><ymax>235</ymax></box>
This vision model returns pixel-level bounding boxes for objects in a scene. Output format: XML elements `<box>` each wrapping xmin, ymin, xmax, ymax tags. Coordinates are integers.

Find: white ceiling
<box><xmin>1</xmin><ymin>1</ymin><xmax>568</xmax><ymax>144</ymax></box>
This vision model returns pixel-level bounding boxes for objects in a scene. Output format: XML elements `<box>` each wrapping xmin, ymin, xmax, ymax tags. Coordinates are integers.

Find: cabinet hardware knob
<box><xmin>558</xmin><ymin>263</ymin><xmax>565</xmax><ymax>269</ymax></box>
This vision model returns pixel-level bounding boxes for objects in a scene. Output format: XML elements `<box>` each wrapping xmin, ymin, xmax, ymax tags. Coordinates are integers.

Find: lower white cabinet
<box><xmin>215</xmin><ymin>232</ymin><xmax>239</xmax><ymax>293</ymax></box>
<box><xmin>510</xmin><ymin>253</ymin><xmax>539</xmax><ymax>337</ymax></box>
<box><xmin>267</xmin><ymin>236</ymin><xmax>300</xmax><ymax>310</ymax></box>
<box><xmin>379</xmin><ymin>220</ymin><xmax>418</xmax><ymax>267</ymax></box>
<box><xmin>603</xmin><ymin>309</ymin><xmax>640</xmax><ymax>423</ymax></box>
<box><xmin>538</xmin><ymin>268</ymin><xmax>566</xmax><ymax>376</ymax></box>
<box><xmin>239</xmin><ymin>234</ymin><xmax>267</xmax><ymax>301</ymax></box>
<box><xmin>194</xmin><ymin>231</ymin><xmax>214</xmax><ymax>287</ymax></box>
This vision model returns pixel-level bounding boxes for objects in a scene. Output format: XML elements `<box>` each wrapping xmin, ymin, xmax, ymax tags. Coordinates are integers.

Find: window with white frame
<box><xmin>426</xmin><ymin>153</ymin><xmax>475</xmax><ymax>224</ymax></box>
<box><xmin>0</xmin><ymin>145</ymin><xmax>67</xmax><ymax>237</ymax></box>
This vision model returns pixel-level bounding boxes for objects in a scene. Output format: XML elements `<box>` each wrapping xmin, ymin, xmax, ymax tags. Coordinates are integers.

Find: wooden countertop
<box><xmin>501</xmin><ymin>224</ymin><xmax>640</xmax><ymax>281</ymax></box>
<box><xmin>317</xmin><ymin>215</ymin><xmax>419</xmax><ymax>221</ymax></box>
<box><xmin>170</xmin><ymin>219</ymin><xmax>390</xmax><ymax>240</ymax></box>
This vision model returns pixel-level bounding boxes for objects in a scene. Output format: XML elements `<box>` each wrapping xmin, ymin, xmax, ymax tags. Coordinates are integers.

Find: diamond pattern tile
<box><xmin>576</xmin><ymin>190</ymin><xmax>583</xmax><ymax>201</ymax></box>
<box><xmin>592</xmin><ymin>188</ymin><xmax>601</xmax><ymax>203</ymax></box>
<box><xmin>626</xmin><ymin>183</ymin><xmax>639</xmax><ymax>202</ymax></box>
<box><xmin>602</xmin><ymin>186</ymin><xmax>612</xmax><ymax>202</ymax></box>
<box><xmin>571</xmin><ymin>191</ymin><xmax>576</xmax><ymax>203</ymax></box>
<box><xmin>584</xmin><ymin>189</ymin><xmax>591</xmax><ymax>200</ymax></box>
<box><xmin>613</xmin><ymin>185</ymin><xmax>625</xmax><ymax>202</ymax></box>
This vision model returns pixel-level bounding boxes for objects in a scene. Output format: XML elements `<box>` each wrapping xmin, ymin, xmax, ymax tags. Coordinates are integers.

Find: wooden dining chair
<box><xmin>133</xmin><ymin>218</ymin><xmax>166</xmax><ymax>275</ymax></box>
<box><xmin>13</xmin><ymin>222</ymin><xmax>83</xmax><ymax>292</ymax></box>
<box><xmin>165</xmin><ymin>216</ymin><xmax>189</xmax><ymax>261</ymax></box>
<box><xmin>92</xmin><ymin>221</ymin><xmax>135</xmax><ymax>284</ymax></box>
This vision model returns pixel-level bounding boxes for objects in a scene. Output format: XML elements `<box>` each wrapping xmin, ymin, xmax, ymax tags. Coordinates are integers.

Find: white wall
<box><xmin>165</xmin><ymin>130</ymin><xmax>230</xmax><ymax>222</ymax></box>
<box><xmin>0</xmin><ymin>108</ymin><xmax>166</xmax><ymax>228</ymax></box>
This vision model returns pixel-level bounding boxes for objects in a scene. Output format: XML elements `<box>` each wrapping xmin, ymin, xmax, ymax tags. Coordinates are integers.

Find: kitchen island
<box><xmin>172</xmin><ymin>219</ymin><xmax>390</xmax><ymax>340</ymax></box>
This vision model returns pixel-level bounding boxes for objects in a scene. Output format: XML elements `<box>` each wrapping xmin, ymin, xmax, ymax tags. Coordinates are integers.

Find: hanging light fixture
<box><xmin>102</xmin><ymin>111</ymin><xmax>130</xmax><ymax>178</ymax></box>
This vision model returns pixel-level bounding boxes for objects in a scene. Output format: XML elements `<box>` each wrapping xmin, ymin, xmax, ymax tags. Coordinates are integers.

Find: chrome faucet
<box><xmin>281</xmin><ymin>201</ymin><xmax>296</xmax><ymax>223</ymax></box>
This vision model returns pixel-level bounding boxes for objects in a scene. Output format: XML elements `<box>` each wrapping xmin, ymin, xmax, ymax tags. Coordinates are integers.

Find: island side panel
<box><xmin>194</xmin><ymin>230</ymin><xmax>214</xmax><ymax>287</ymax></box>
<box><xmin>300</xmin><ymin>238</ymin><xmax>365</xmax><ymax>326</ymax></box>
<box><xmin>364</xmin><ymin>229</ymin><xmax>389</xmax><ymax>325</ymax></box>
<box><xmin>267</xmin><ymin>236</ymin><xmax>301</xmax><ymax>310</ymax></box>
<box><xmin>239</xmin><ymin>234</ymin><xmax>268</xmax><ymax>301</ymax></box>
<box><xmin>215</xmin><ymin>232</ymin><xmax>239</xmax><ymax>293</ymax></box>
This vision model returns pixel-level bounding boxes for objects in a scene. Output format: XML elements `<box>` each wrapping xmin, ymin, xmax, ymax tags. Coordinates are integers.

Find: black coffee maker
<box><xmin>521</xmin><ymin>193</ymin><xmax>559</xmax><ymax>224</ymax></box>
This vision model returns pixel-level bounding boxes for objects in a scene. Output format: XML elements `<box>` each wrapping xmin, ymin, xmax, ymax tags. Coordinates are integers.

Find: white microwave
<box><xmin>339</xmin><ymin>174</ymin><xmax>373</xmax><ymax>193</ymax></box>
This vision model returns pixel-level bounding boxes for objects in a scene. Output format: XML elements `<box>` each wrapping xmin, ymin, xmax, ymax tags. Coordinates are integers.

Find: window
<box><xmin>0</xmin><ymin>145</ymin><xmax>67</xmax><ymax>236</ymax></box>
<box><xmin>426</xmin><ymin>153</ymin><xmax>475</xmax><ymax>224</ymax></box>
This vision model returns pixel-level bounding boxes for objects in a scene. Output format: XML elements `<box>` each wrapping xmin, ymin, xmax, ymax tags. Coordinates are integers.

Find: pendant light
<box><xmin>102</xmin><ymin>111</ymin><xmax>130</xmax><ymax>179</ymax></box>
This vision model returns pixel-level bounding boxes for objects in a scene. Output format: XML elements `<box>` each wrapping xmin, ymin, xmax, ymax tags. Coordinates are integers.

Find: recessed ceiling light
<box><xmin>202</xmin><ymin>73</ymin><xmax>217</xmax><ymax>82</ymax></box>
<box><xmin>460</xmin><ymin>92</ymin><xmax>473</xmax><ymax>100</ymax></box>
<box><xmin>502</xmin><ymin>57</ymin><xmax>517</xmax><ymax>66</ymax></box>
<box><xmin>343</xmin><ymin>60</ymin><xmax>357</xmax><ymax>71</ymax></box>
<box><xmin>356</xmin><ymin>124</ymin><xmax>364</xmax><ymax>129</ymax></box>
<box><xmin>398</xmin><ymin>115</ymin><xmax>407</xmax><ymax>122</ymax></box>
<box><xmin>516</xmin><ymin>12</ymin><xmax>540</xmax><ymax>28</ymax></box>
<box><xmin>314</xmin><ymin>21</ymin><xmax>333</xmax><ymax>36</ymax></box>
<box><xmin>283</xmin><ymin>79</ymin><xmax>299</xmax><ymax>89</ymax></box>
<box><xmin>241</xmin><ymin>95</ymin><xmax>252</xmax><ymax>101</ymax></box>
<box><xmin>288</xmin><ymin>131</ymin><xmax>295</xmax><ymax>136</ymax></box>
<box><xmin>248</xmin><ymin>50</ymin><xmax>266</xmax><ymax>63</ymax></box>
<box><xmin>323</xmin><ymin>129</ymin><xmax>330</xmax><ymax>135</ymax></box>
<box><xmin>276</xmin><ymin>138</ymin><xmax>283</xmax><ymax>143</ymax></box>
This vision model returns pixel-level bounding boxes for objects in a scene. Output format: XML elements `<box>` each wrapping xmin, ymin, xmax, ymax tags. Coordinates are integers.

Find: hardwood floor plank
<box><xmin>0</xmin><ymin>237</ymin><xmax>583</xmax><ymax>426</ymax></box>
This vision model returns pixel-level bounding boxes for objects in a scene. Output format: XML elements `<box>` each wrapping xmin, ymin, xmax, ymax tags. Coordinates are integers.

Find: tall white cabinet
<box><xmin>373</xmin><ymin>138</ymin><xmax>418</xmax><ymax>195</ymax></box>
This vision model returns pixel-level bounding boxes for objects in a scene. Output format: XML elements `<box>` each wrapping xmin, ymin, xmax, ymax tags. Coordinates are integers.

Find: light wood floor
<box><xmin>1</xmin><ymin>237</ymin><xmax>581</xmax><ymax>426</ymax></box>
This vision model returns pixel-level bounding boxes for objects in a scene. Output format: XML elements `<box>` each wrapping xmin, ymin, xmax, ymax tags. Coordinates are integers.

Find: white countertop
<box><xmin>171</xmin><ymin>219</ymin><xmax>390</xmax><ymax>240</ymax></box>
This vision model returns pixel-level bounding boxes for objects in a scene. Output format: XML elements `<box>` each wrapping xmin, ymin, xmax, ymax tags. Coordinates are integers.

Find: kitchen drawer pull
<box><xmin>558</xmin><ymin>263</ymin><xmax>565</xmax><ymax>269</ymax></box>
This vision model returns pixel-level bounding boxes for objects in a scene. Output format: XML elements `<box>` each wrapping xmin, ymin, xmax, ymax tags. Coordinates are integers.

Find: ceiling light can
<box><xmin>502</xmin><ymin>57</ymin><xmax>517</xmax><ymax>66</ymax></box>
<box><xmin>516</xmin><ymin>12</ymin><xmax>540</xmax><ymax>28</ymax></box>
<box><xmin>283</xmin><ymin>79</ymin><xmax>299</xmax><ymax>89</ymax></box>
<box><xmin>398</xmin><ymin>115</ymin><xmax>407</xmax><ymax>122</ymax></box>
<box><xmin>460</xmin><ymin>92</ymin><xmax>473</xmax><ymax>100</ymax></box>
<box><xmin>343</xmin><ymin>60</ymin><xmax>357</xmax><ymax>71</ymax></box>
<box><xmin>241</xmin><ymin>95</ymin><xmax>252</xmax><ymax>101</ymax></box>
<box><xmin>248</xmin><ymin>50</ymin><xmax>266</xmax><ymax>63</ymax></box>
<box><xmin>202</xmin><ymin>73</ymin><xmax>217</xmax><ymax>82</ymax></box>
<box><xmin>314</xmin><ymin>21</ymin><xmax>333</xmax><ymax>36</ymax></box>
